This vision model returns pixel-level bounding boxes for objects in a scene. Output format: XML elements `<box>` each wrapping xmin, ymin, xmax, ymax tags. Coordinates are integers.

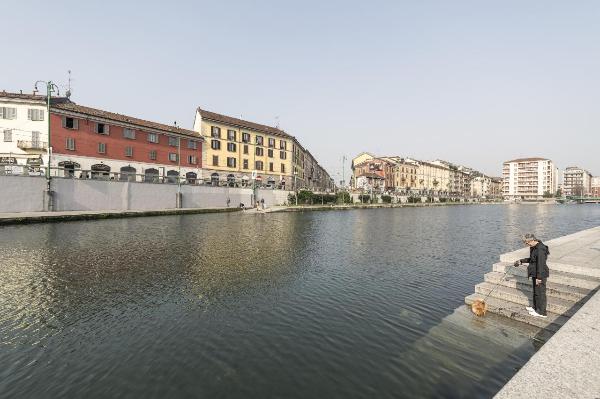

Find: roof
<box><xmin>0</xmin><ymin>90</ymin><xmax>70</xmax><ymax>103</ymax></box>
<box><xmin>356</xmin><ymin>172</ymin><xmax>384</xmax><ymax>179</ymax></box>
<box><xmin>197</xmin><ymin>108</ymin><xmax>293</xmax><ymax>139</ymax></box>
<box><xmin>505</xmin><ymin>157</ymin><xmax>549</xmax><ymax>163</ymax></box>
<box><xmin>53</xmin><ymin>102</ymin><xmax>200</xmax><ymax>139</ymax></box>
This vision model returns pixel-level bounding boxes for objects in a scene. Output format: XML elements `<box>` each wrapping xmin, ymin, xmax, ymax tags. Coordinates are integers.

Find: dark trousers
<box><xmin>532</xmin><ymin>278</ymin><xmax>547</xmax><ymax>315</ymax></box>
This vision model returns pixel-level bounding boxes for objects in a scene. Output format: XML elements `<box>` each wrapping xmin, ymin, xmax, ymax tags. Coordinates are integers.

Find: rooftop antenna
<box><xmin>275</xmin><ymin>116</ymin><xmax>280</xmax><ymax>129</ymax></box>
<box><xmin>65</xmin><ymin>70</ymin><xmax>72</xmax><ymax>99</ymax></box>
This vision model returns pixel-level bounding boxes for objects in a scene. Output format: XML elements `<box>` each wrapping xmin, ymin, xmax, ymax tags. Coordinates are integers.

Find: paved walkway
<box><xmin>493</xmin><ymin>226</ymin><xmax>600</xmax><ymax>398</ymax></box>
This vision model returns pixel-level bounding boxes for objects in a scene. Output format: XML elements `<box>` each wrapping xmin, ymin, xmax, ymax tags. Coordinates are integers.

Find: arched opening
<box><xmin>166</xmin><ymin>170</ymin><xmax>179</xmax><ymax>184</ymax></box>
<box><xmin>91</xmin><ymin>163</ymin><xmax>111</xmax><ymax>180</ymax></box>
<box><xmin>211</xmin><ymin>172</ymin><xmax>220</xmax><ymax>186</ymax></box>
<box><xmin>186</xmin><ymin>171</ymin><xmax>198</xmax><ymax>184</ymax></box>
<box><xmin>267</xmin><ymin>177</ymin><xmax>276</xmax><ymax>188</ymax></box>
<box><xmin>119</xmin><ymin>166</ymin><xmax>137</xmax><ymax>182</ymax></box>
<box><xmin>241</xmin><ymin>175</ymin><xmax>249</xmax><ymax>187</ymax></box>
<box><xmin>144</xmin><ymin>168</ymin><xmax>159</xmax><ymax>183</ymax></box>
<box><xmin>58</xmin><ymin>161</ymin><xmax>80</xmax><ymax>178</ymax></box>
<box><xmin>227</xmin><ymin>174</ymin><xmax>236</xmax><ymax>187</ymax></box>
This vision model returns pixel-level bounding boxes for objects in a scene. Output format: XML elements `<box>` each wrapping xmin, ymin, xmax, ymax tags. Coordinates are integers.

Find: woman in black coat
<box><xmin>514</xmin><ymin>233</ymin><xmax>550</xmax><ymax>318</ymax></box>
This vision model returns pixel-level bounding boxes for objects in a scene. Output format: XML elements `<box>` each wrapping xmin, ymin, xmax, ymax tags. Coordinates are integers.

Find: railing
<box><xmin>0</xmin><ymin>166</ymin><xmax>305</xmax><ymax>191</ymax></box>
<box><xmin>17</xmin><ymin>140</ymin><xmax>48</xmax><ymax>150</ymax></box>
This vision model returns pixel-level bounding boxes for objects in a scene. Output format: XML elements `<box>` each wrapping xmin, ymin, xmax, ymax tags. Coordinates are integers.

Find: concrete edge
<box><xmin>0</xmin><ymin>207</ymin><xmax>242</xmax><ymax>226</ymax></box>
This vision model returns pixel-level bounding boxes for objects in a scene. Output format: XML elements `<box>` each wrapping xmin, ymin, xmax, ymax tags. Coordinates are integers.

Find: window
<box><xmin>255</xmin><ymin>147</ymin><xmax>264</xmax><ymax>156</ymax></box>
<box><xmin>188</xmin><ymin>155</ymin><xmax>197</xmax><ymax>164</ymax></box>
<box><xmin>243</xmin><ymin>145</ymin><xmax>248</xmax><ymax>154</ymax></box>
<box><xmin>211</xmin><ymin>126</ymin><xmax>221</xmax><ymax>138</ymax></box>
<box><xmin>269</xmin><ymin>162</ymin><xmax>274</xmax><ymax>172</ymax></box>
<box><xmin>147</xmin><ymin>133</ymin><xmax>159</xmax><ymax>143</ymax></box>
<box><xmin>125</xmin><ymin>146</ymin><xmax>133</xmax><ymax>157</ymax></box>
<box><xmin>280</xmin><ymin>140</ymin><xmax>286</xmax><ymax>150</ymax></box>
<box><xmin>227</xmin><ymin>130</ymin><xmax>236</xmax><ymax>141</ymax></box>
<box><xmin>188</xmin><ymin>139</ymin><xmax>197</xmax><ymax>149</ymax></box>
<box><xmin>95</xmin><ymin>123</ymin><xmax>110</xmax><ymax>135</ymax></box>
<box><xmin>168</xmin><ymin>136</ymin><xmax>179</xmax><ymax>146</ymax></box>
<box><xmin>281</xmin><ymin>164</ymin><xmax>286</xmax><ymax>173</ymax></box>
<box><xmin>242</xmin><ymin>132</ymin><xmax>250</xmax><ymax>143</ymax></box>
<box><xmin>211</xmin><ymin>140</ymin><xmax>221</xmax><ymax>150</ymax></box>
<box><xmin>255</xmin><ymin>135</ymin><xmax>264</xmax><ymax>145</ymax></box>
<box><xmin>98</xmin><ymin>143</ymin><xmax>106</xmax><ymax>154</ymax></box>
<box><xmin>227</xmin><ymin>157</ymin><xmax>236</xmax><ymax>168</ymax></box>
<box><xmin>268</xmin><ymin>138</ymin><xmax>275</xmax><ymax>148</ymax></box>
<box><xmin>268</xmin><ymin>149</ymin><xmax>274</xmax><ymax>158</ymax></box>
<box><xmin>169</xmin><ymin>153</ymin><xmax>178</xmax><ymax>162</ymax></box>
<box><xmin>62</xmin><ymin>116</ymin><xmax>79</xmax><ymax>130</ymax></box>
<box><xmin>227</xmin><ymin>142</ymin><xmax>237</xmax><ymax>152</ymax></box>
<box><xmin>255</xmin><ymin>161</ymin><xmax>264</xmax><ymax>170</ymax></box>
<box><xmin>0</xmin><ymin>107</ymin><xmax>17</xmax><ymax>120</ymax></box>
<box><xmin>3</xmin><ymin>129</ymin><xmax>12</xmax><ymax>142</ymax></box>
<box><xmin>149</xmin><ymin>150</ymin><xmax>157</xmax><ymax>160</ymax></box>
<box><xmin>280</xmin><ymin>151</ymin><xmax>286</xmax><ymax>160</ymax></box>
<box><xmin>243</xmin><ymin>159</ymin><xmax>249</xmax><ymax>169</ymax></box>
<box><xmin>66</xmin><ymin>137</ymin><xmax>76</xmax><ymax>150</ymax></box>
<box><xmin>28</xmin><ymin>109</ymin><xmax>44</xmax><ymax>121</ymax></box>
<box><xmin>123</xmin><ymin>128</ymin><xmax>136</xmax><ymax>139</ymax></box>
<box><xmin>212</xmin><ymin>155</ymin><xmax>219</xmax><ymax>166</ymax></box>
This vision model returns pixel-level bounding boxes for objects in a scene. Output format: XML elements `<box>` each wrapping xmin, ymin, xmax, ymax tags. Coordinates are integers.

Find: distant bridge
<box><xmin>566</xmin><ymin>196</ymin><xmax>600</xmax><ymax>204</ymax></box>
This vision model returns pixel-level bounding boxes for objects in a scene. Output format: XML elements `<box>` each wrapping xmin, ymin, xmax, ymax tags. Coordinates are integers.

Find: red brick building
<box><xmin>50</xmin><ymin>102</ymin><xmax>203</xmax><ymax>182</ymax></box>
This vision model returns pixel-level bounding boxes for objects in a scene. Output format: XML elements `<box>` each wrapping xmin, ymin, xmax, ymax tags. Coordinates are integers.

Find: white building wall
<box><xmin>0</xmin><ymin>97</ymin><xmax>48</xmax><ymax>165</ymax></box>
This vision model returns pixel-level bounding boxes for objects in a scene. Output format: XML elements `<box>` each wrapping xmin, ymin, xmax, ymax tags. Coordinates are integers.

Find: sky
<box><xmin>3</xmin><ymin>0</ymin><xmax>600</xmax><ymax>179</ymax></box>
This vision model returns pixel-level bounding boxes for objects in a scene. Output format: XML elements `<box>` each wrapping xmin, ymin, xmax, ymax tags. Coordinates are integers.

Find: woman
<box><xmin>514</xmin><ymin>233</ymin><xmax>550</xmax><ymax>318</ymax></box>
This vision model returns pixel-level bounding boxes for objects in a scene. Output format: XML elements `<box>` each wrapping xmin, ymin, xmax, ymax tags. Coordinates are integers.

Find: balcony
<box><xmin>17</xmin><ymin>140</ymin><xmax>48</xmax><ymax>151</ymax></box>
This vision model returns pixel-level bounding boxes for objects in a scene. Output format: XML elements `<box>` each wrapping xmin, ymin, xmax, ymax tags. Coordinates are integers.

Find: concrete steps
<box><xmin>483</xmin><ymin>271</ymin><xmax>592</xmax><ymax>302</ymax></box>
<box><xmin>492</xmin><ymin>262</ymin><xmax>600</xmax><ymax>291</ymax></box>
<box><xmin>474</xmin><ymin>282</ymin><xmax>580</xmax><ymax>316</ymax></box>
<box><xmin>466</xmin><ymin>259</ymin><xmax>599</xmax><ymax>332</ymax></box>
<box><xmin>465</xmin><ymin>293</ymin><xmax>567</xmax><ymax>332</ymax></box>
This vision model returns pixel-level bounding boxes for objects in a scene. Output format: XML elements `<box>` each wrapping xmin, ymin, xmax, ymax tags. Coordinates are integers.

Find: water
<box><xmin>1</xmin><ymin>204</ymin><xmax>599</xmax><ymax>398</ymax></box>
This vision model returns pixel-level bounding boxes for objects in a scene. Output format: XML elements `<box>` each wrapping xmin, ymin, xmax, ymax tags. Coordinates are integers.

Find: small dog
<box><xmin>471</xmin><ymin>299</ymin><xmax>487</xmax><ymax>317</ymax></box>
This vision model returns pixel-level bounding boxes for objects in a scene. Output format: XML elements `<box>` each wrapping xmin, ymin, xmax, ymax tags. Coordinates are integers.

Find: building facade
<box><xmin>417</xmin><ymin>161</ymin><xmax>451</xmax><ymax>195</ymax></box>
<box><xmin>591</xmin><ymin>176</ymin><xmax>600</xmax><ymax>197</ymax></box>
<box><xmin>563</xmin><ymin>166</ymin><xmax>592</xmax><ymax>197</ymax></box>
<box><xmin>392</xmin><ymin>158</ymin><xmax>419</xmax><ymax>192</ymax></box>
<box><xmin>352</xmin><ymin>157</ymin><xmax>395</xmax><ymax>192</ymax></box>
<box><xmin>50</xmin><ymin>102</ymin><xmax>203</xmax><ymax>182</ymax></box>
<box><xmin>502</xmin><ymin>157</ymin><xmax>558</xmax><ymax>200</ymax></box>
<box><xmin>194</xmin><ymin>108</ymin><xmax>331</xmax><ymax>191</ymax></box>
<box><xmin>0</xmin><ymin>92</ymin><xmax>60</xmax><ymax>174</ymax></box>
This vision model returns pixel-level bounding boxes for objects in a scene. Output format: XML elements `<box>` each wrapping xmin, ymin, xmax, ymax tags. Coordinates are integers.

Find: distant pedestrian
<box><xmin>514</xmin><ymin>233</ymin><xmax>550</xmax><ymax>318</ymax></box>
<box><xmin>226</xmin><ymin>197</ymin><xmax>230</xmax><ymax>208</ymax></box>
<box><xmin>260</xmin><ymin>198</ymin><xmax>265</xmax><ymax>210</ymax></box>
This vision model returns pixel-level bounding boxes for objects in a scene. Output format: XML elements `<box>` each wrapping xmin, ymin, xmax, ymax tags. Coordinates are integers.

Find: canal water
<box><xmin>1</xmin><ymin>204</ymin><xmax>599</xmax><ymax>398</ymax></box>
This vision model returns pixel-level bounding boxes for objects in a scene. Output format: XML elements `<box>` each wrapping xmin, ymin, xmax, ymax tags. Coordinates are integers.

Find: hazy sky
<box><xmin>3</xmin><ymin>1</ymin><xmax>599</xmax><ymax>178</ymax></box>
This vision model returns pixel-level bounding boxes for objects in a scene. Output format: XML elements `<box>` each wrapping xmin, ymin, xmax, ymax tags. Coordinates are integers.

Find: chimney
<box><xmin>20</xmin><ymin>90</ymin><xmax>23</xmax><ymax>94</ymax></box>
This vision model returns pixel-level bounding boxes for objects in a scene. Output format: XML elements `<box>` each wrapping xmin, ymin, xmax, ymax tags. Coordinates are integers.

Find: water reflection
<box><xmin>1</xmin><ymin>204</ymin><xmax>599</xmax><ymax>398</ymax></box>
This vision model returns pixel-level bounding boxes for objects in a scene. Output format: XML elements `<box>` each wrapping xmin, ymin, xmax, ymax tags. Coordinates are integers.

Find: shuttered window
<box><xmin>62</xmin><ymin>117</ymin><xmax>79</xmax><ymax>130</ymax></box>
<box><xmin>66</xmin><ymin>137</ymin><xmax>76</xmax><ymax>150</ymax></box>
<box><xmin>147</xmin><ymin>133</ymin><xmax>159</xmax><ymax>143</ymax></box>
<box><xmin>188</xmin><ymin>140</ymin><xmax>197</xmax><ymax>149</ymax></box>
<box><xmin>227</xmin><ymin>157</ymin><xmax>236</xmax><ymax>167</ymax></box>
<box><xmin>125</xmin><ymin>146</ymin><xmax>133</xmax><ymax>157</ymax></box>
<box><xmin>95</xmin><ymin>123</ymin><xmax>110</xmax><ymax>135</ymax></box>
<box><xmin>27</xmin><ymin>109</ymin><xmax>44</xmax><ymax>121</ymax></box>
<box><xmin>123</xmin><ymin>128</ymin><xmax>135</xmax><ymax>139</ymax></box>
<box><xmin>169</xmin><ymin>153</ymin><xmax>178</xmax><ymax>162</ymax></box>
<box><xmin>3</xmin><ymin>129</ymin><xmax>12</xmax><ymax>142</ymax></box>
<box><xmin>227</xmin><ymin>142</ymin><xmax>236</xmax><ymax>152</ymax></box>
<box><xmin>168</xmin><ymin>136</ymin><xmax>179</xmax><ymax>146</ymax></box>
<box><xmin>188</xmin><ymin>155</ymin><xmax>197</xmax><ymax>164</ymax></box>
<box><xmin>0</xmin><ymin>107</ymin><xmax>17</xmax><ymax>119</ymax></box>
<box><xmin>98</xmin><ymin>143</ymin><xmax>106</xmax><ymax>154</ymax></box>
<box><xmin>149</xmin><ymin>150</ymin><xmax>157</xmax><ymax>160</ymax></box>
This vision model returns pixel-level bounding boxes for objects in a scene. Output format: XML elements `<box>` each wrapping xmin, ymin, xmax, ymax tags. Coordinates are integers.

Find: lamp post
<box><xmin>293</xmin><ymin>170</ymin><xmax>298</xmax><ymax>206</ymax></box>
<box><xmin>34</xmin><ymin>81</ymin><xmax>59</xmax><ymax>182</ymax></box>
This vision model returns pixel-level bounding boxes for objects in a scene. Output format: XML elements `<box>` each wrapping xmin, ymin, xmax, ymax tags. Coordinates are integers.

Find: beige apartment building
<box><xmin>563</xmin><ymin>166</ymin><xmax>592</xmax><ymax>196</ymax></box>
<box><xmin>392</xmin><ymin>158</ymin><xmax>419</xmax><ymax>192</ymax></box>
<box><xmin>502</xmin><ymin>157</ymin><xmax>558</xmax><ymax>200</ymax></box>
<box><xmin>193</xmin><ymin>108</ymin><xmax>331</xmax><ymax>191</ymax></box>
<box><xmin>417</xmin><ymin>161</ymin><xmax>451</xmax><ymax>194</ymax></box>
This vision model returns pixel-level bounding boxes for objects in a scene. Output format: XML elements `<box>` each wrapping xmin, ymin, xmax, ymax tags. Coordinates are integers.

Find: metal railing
<box><xmin>17</xmin><ymin>140</ymin><xmax>48</xmax><ymax>150</ymax></box>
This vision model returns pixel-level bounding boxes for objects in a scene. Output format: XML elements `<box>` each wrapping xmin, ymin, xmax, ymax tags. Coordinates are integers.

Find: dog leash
<box><xmin>482</xmin><ymin>264</ymin><xmax>515</xmax><ymax>302</ymax></box>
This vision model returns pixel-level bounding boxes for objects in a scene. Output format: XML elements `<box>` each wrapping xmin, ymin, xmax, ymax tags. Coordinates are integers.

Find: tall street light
<box><xmin>34</xmin><ymin>80</ymin><xmax>60</xmax><ymax>183</ymax></box>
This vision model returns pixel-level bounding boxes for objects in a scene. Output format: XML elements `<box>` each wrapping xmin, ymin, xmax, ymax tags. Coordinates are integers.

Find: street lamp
<box><xmin>34</xmin><ymin>80</ymin><xmax>60</xmax><ymax>182</ymax></box>
<box><xmin>293</xmin><ymin>170</ymin><xmax>298</xmax><ymax>206</ymax></box>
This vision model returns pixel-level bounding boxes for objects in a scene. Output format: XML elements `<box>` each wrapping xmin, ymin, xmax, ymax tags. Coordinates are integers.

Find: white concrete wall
<box><xmin>0</xmin><ymin>175</ymin><xmax>293</xmax><ymax>213</ymax></box>
<box><xmin>0</xmin><ymin>175</ymin><xmax>47</xmax><ymax>212</ymax></box>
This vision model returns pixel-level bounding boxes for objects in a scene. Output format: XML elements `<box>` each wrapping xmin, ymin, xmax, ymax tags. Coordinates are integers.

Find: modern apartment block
<box><xmin>502</xmin><ymin>157</ymin><xmax>558</xmax><ymax>200</ymax></box>
<box><xmin>591</xmin><ymin>177</ymin><xmax>600</xmax><ymax>197</ymax></box>
<box><xmin>562</xmin><ymin>166</ymin><xmax>592</xmax><ymax>197</ymax></box>
<box><xmin>193</xmin><ymin>108</ymin><xmax>332</xmax><ymax>191</ymax></box>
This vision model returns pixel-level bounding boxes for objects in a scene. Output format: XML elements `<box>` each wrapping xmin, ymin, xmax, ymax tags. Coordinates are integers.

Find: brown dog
<box><xmin>471</xmin><ymin>299</ymin><xmax>487</xmax><ymax>317</ymax></box>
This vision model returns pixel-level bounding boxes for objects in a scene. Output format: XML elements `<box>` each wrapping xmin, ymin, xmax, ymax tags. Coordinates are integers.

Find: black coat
<box><xmin>520</xmin><ymin>242</ymin><xmax>550</xmax><ymax>279</ymax></box>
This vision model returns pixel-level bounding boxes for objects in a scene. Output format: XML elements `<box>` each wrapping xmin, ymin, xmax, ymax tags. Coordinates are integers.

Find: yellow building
<box><xmin>194</xmin><ymin>108</ymin><xmax>294</xmax><ymax>188</ymax></box>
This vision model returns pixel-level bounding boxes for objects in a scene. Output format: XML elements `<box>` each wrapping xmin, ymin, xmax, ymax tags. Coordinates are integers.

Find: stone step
<box><xmin>492</xmin><ymin>262</ymin><xmax>600</xmax><ymax>290</ymax></box>
<box><xmin>483</xmin><ymin>271</ymin><xmax>592</xmax><ymax>302</ymax></box>
<box><xmin>464</xmin><ymin>293</ymin><xmax>567</xmax><ymax>332</ymax></box>
<box><xmin>474</xmin><ymin>282</ymin><xmax>580</xmax><ymax>316</ymax></box>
